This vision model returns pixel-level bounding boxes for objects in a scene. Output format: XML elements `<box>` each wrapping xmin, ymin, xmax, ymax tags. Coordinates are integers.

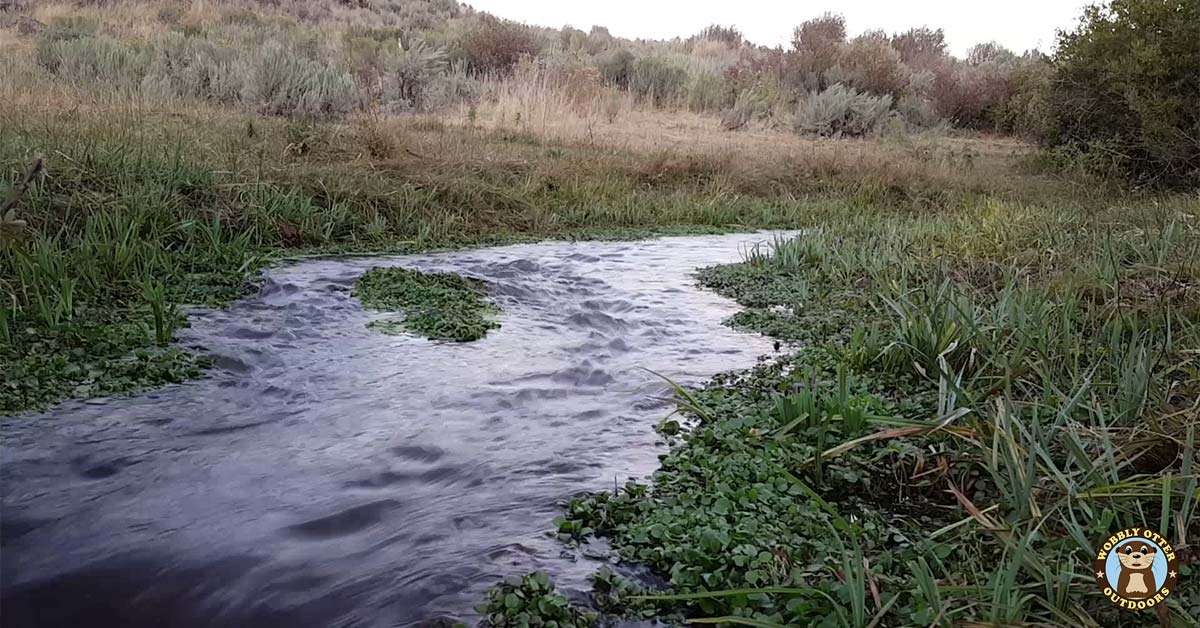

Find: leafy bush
<box><xmin>1043</xmin><ymin>0</ymin><xmax>1200</xmax><ymax>187</ymax></box>
<box><xmin>141</xmin><ymin>33</ymin><xmax>241</xmax><ymax>103</ymax></box>
<box><xmin>794</xmin><ymin>83</ymin><xmax>893</xmax><ymax>137</ymax></box>
<box><xmin>457</xmin><ymin>14</ymin><xmax>542</xmax><ymax>76</ymax></box>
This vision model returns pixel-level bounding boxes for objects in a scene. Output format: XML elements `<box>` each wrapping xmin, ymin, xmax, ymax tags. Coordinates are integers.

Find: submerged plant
<box><xmin>353</xmin><ymin>266</ymin><xmax>500</xmax><ymax>342</ymax></box>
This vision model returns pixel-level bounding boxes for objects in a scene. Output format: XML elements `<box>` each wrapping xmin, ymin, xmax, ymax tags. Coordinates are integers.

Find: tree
<box><xmin>1044</xmin><ymin>0</ymin><xmax>1200</xmax><ymax>187</ymax></box>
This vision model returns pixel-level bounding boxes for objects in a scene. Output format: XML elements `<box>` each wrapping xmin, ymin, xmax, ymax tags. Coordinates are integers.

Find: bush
<box><xmin>35</xmin><ymin>33</ymin><xmax>149</xmax><ymax>89</ymax></box>
<box><xmin>237</xmin><ymin>40</ymin><xmax>357</xmax><ymax>117</ymax></box>
<box><xmin>721</xmin><ymin>86</ymin><xmax>772</xmax><ymax>130</ymax></box>
<box><xmin>794</xmin><ymin>83</ymin><xmax>893</xmax><ymax>137</ymax></box>
<box><xmin>629</xmin><ymin>58</ymin><xmax>687</xmax><ymax>107</ymax></box>
<box><xmin>141</xmin><ymin>33</ymin><xmax>240</xmax><ymax>103</ymax></box>
<box><xmin>790</xmin><ymin>12</ymin><xmax>845</xmax><ymax>87</ymax></box>
<box><xmin>457</xmin><ymin>14</ymin><xmax>541</xmax><ymax>76</ymax></box>
<box><xmin>596</xmin><ymin>48</ymin><xmax>635</xmax><ymax>88</ymax></box>
<box><xmin>382</xmin><ymin>39</ymin><xmax>450</xmax><ymax>111</ymax></box>
<box><xmin>828</xmin><ymin>35</ymin><xmax>907</xmax><ymax>97</ymax></box>
<box><xmin>686</xmin><ymin>73</ymin><xmax>731</xmax><ymax>113</ymax></box>
<box><xmin>929</xmin><ymin>59</ymin><xmax>1012</xmax><ymax>129</ymax></box>
<box><xmin>1043</xmin><ymin>0</ymin><xmax>1200</xmax><ymax>188</ymax></box>
<box><xmin>890</xmin><ymin>27</ymin><xmax>946</xmax><ymax>68</ymax></box>
<box><xmin>895</xmin><ymin>93</ymin><xmax>944</xmax><ymax>131</ymax></box>
<box><xmin>689</xmin><ymin>23</ymin><xmax>744</xmax><ymax>49</ymax></box>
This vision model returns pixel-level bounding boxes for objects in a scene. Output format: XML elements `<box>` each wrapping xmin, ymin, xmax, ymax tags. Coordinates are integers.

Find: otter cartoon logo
<box><xmin>1095</xmin><ymin>527</ymin><xmax>1180</xmax><ymax>610</ymax></box>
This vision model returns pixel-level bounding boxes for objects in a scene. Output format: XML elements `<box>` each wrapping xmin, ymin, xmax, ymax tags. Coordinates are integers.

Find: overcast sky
<box><xmin>465</xmin><ymin>0</ymin><xmax>1091</xmax><ymax>57</ymax></box>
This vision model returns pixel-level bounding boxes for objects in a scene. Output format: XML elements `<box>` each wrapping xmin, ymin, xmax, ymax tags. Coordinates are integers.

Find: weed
<box><xmin>477</xmin><ymin>571</ymin><xmax>595</xmax><ymax>628</ymax></box>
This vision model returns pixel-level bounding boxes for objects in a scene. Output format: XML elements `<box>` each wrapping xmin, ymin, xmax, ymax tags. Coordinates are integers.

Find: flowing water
<box><xmin>1</xmin><ymin>232</ymin><xmax>785</xmax><ymax>627</ymax></box>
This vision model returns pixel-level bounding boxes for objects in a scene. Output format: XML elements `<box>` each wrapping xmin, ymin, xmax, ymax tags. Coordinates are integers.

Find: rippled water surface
<box><xmin>1</xmin><ymin>233</ymin><xmax>784</xmax><ymax>627</ymax></box>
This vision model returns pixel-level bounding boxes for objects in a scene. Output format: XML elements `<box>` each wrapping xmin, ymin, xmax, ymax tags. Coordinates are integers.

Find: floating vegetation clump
<box><xmin>353</xmin><ymin>267</ymin><xmax>500</xmax><ymax>342</ymax></box>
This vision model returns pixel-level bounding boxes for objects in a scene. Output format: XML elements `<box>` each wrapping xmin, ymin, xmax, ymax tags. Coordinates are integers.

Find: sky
<box><xmin>465</xmin><ymin>0</ymin><xmax>1091</xmax><ymax>57</ymax></box>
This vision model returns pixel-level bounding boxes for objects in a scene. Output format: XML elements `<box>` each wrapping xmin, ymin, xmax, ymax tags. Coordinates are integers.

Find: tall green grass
<box><xmin>560</xmin><ymin>203</ymin><xmax>1199</xmax><ymax>625</ymax></box>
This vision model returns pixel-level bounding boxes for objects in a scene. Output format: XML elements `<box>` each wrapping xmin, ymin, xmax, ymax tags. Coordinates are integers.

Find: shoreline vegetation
<box><xmin>1</xmin><ymin>0</ymin><xmax>1198</xmax><ymax>626</ymax></box>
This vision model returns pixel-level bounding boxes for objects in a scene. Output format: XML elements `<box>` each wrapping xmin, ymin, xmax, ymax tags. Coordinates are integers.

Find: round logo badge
<box><xmin>1095</xmin><ymin>527</ymin><xmax>1180</xmax><ymax>610</ymax></box>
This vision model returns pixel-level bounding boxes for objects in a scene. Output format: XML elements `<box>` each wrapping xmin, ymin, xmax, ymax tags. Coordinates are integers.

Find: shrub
<box><xmin>995</xmin><ymin>53</ymin><xmax>1053</xmax><ymax>138</ymax></box>
<box><xmin>237</xmin><ymin>40</ymin><xmax>357</xmax><ymax>117</ymax></box>
<box><xmin>596</xmin><ymin>48</ymin><xmax>635</xmax><ymax>88</ymax></box>
<box><xmin>383</xmin><ymin>39</ymin><xmax>450</xmax><ymax>111</ymax></box>
<box><xmin>584</xmin><ymin>25</ymin><xmax>613</xmax><ymax>55</ymax></box>
<box><xmin>794</xmin><ymin>83</ymin><xmax>893</xmax><ymax>137</ymax></box>
<box><xmin>1042</xmin><ymin>0</ymin><xmax>1200</xmax><ymax>188</ymax></box>
<box><xmin>966</xmin><ymin>41</ymin><xmax>1017</xmax><ymax>66</ymax></box>
<box><xmin>790</xmin><ymin>12</ymin><xmax>845</xmax><ymax>86</ymax></box>
<box><xmin>141</xmin><ymin>33</ymin><xmax>240</xmax><ymax>103</ymax></box>
<box><xmin>629</xmin><ymin>58</ymin><xmax>687</xmax><ymax>107</ymax></box>
<box><xmin>929</xmin><ymin>58</ymin><xmax>1012</xmax><ymax>129</ymax></box>
<box><xmin>895</xmin><ymin>93</ymin><xmax>944</xmax><ymax>130</ymax></box>
<box><xmin>689</xmin><ymin>23</ymin><xmax>744</xmax><ymax>49</ymax></box>
<box><xmin>686</xmin><ymin>73</ymin><xmax>731</xmax><ymax>113</ymax></box>
<box><xmin>890</xmin><ymin>27</ymin><xmax>946</xmax><ymax>68</ymax></box>
<box><xmin>35</xmin><ymin>35</ymin><xmax>149</xmax><ymax>90</ymax></box>
<box><xmin>458</xmin><ymin>14</ymin><xmax>541</xmax><ymax>76</ymax></box>
<box><xmin>721</xmin><ymin>86</ymin><xmax>773</xmax><ymax>130</ymax></box>
<box><xmin>828</xmin><ymin>35</ymin><xmax>907</xmax><ymax>97</ymax></box>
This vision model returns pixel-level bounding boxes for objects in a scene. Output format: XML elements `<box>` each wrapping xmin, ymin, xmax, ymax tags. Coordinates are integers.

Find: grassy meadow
<box><xmin>1</xmin><ymin>1</ymin><xmax>1198</xmax><ymax>626</ymax></box>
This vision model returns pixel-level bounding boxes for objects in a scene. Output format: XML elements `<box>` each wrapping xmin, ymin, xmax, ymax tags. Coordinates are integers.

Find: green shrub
<box><xmin>1043</xmin><ymin>0</ymin><xmax>1200</xmax><ymax>188</ymax></box>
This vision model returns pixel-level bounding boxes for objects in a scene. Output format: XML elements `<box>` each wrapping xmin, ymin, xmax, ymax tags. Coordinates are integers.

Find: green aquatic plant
<box><xmin>478</xmin><ymin>571</ymin><xmax>595</xmax><ymax>628</ymax></box>
<box><xmin>352</xmin><ymin>266</ymin><xmax>500</xmax><ymax>342</ymax></box>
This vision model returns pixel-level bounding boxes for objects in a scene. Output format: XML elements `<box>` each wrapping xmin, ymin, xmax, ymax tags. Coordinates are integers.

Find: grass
<box><xmin>353</xmin><ymin>266</ymin><xmax>499</xmax><ymax>342</ymax></box>
<box><xmin>552</xmin><ymin>209</ymin><xmax>1200</xmax><ymax>626</ymax></box>
<box><xmin>1</xmin><ymin>7</ymin><xmax>1197</xmax><ymax>628</ymax></box>
<box><xmin>0</xmin><ymin>92</ymin><xmax>1122</xmax><ymax>416</ymax></box>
